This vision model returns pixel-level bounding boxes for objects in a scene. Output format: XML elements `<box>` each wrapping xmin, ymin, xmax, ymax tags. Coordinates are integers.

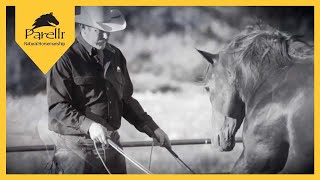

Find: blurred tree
<box><xmin>6</xmin><ymin>7</ymin><xmax>46</xmax><ymax>96</ymax></box>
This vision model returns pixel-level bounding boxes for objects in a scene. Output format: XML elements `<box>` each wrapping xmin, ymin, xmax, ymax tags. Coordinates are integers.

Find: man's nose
<box><xmin>101</xmin><ymin>32</ymin><xmax>108</xmax><ymax>40</ymax></box>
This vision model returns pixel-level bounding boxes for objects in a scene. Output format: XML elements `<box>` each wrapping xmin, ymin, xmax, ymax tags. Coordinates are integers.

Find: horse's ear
<box><xmin>287</xmin><ymin>38</ymin><xmax>314</xmax><ymax>61</ymax></box>
<box><xmin>196</xmin><ymin>49</ymin><xmax>219</xmax><ymax>64</ymax></box>
<box><xmin>50</xmin><ymin>12</ymin><xmax>53</xmax><ymax>15</ymax></box>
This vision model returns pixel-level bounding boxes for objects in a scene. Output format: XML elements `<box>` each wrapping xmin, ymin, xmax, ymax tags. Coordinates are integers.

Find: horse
<box><xmin>197</xmin><ymin>24</ymin><xmax>314</xmax><ymax>173</ymax></box>
<box><xmin>32</xmin><ymin>12</ymin><xmax>59</xmax><ymax>29</ymax></box>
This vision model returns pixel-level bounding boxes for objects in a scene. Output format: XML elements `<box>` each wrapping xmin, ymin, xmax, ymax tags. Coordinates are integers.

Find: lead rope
<box><xmin>103</xmin><ymin>144</ymin><xmax>107</xmax><ymax>162</ymax></box>
<box><xmin>94</xmin><ymin>141</ymin><xmax>111</xmax><ymax>174</ymax></box>
<box><xmin>44</xmin><ymin>145</ymin><xmax>57</xmax><ymax>173</ymax></box>
<box><xmin>148</xmin><ymin>140</ymin><xmax>154</xmax><ymax>170</ymax></box>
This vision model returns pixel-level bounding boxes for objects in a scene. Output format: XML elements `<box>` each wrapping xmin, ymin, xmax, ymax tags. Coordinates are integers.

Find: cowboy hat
<box><xmin>76</xmin><ymin>6</ymin><xmax>126</xmax><ymax>32</ymax></box>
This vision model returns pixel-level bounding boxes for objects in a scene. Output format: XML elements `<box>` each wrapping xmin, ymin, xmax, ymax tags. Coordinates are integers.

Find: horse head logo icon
<box><xmin>32</xmin><ymin>12</ymin><xmax>59</xmax><ymax>29</ymax></box>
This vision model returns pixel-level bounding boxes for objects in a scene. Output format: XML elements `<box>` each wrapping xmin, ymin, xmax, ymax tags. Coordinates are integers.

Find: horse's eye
<box><xmin>205</xmin><ymin>86</ymin><xmax>210</xmax><ymax>92</ymax></box>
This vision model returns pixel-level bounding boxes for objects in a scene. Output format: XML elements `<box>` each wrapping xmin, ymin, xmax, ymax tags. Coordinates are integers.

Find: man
<box><xmin>47</xmin><ymin>6</ymin><xmax>171</xmax><ymax>174</ymax></box>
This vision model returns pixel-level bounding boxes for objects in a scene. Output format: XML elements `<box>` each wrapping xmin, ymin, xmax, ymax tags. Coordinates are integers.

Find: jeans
<box><xmin>53</xmin><ymin>131</ymin><xmax>127</xmax><ymax>174</ymax></box>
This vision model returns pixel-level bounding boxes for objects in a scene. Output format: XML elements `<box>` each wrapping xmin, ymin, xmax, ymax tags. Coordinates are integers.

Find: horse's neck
<box><xmin>238</xmin><ymin>67</ymin><xmax>287</xmax><ymax>107</ymax></box>
<box><xmin>240</xmin><ymin>62</ymin><xmax>312</xmax><ymax>113</ymax></box>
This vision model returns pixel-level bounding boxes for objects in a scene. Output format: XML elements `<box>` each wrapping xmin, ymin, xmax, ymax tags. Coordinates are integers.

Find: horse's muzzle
<box><xmin>217</xmin><ymin>135</ymin><xmax>235</xmax><ymax>152</ymax></box>
<box><xmin>211</xmin><ymin>116</ymin><xmax>237</xmax><ymax>152</ymax></box>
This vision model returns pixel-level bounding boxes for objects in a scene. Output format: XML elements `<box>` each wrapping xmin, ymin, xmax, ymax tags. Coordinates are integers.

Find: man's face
<box><xmin>81</xmin><ymin>25</ymin><xmax>110</xmax><ymax>50</ymax></box>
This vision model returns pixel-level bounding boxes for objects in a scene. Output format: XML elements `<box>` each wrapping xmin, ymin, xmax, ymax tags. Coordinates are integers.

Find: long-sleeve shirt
<box><xmin>47</xmin><ymin>35</ymin><xmax>159</xmax><ymax>138</ymax></box>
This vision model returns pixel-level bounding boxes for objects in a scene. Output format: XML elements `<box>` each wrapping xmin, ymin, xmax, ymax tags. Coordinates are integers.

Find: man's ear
<box><xmin>81</xmin><ymin>24</ymin><xmax>86</xmax><ymax>30</ymax></box>
<box><xmin>79</xmin><ymin>24</ymin><xmax>87</xmax><ymax>34</ymax></box>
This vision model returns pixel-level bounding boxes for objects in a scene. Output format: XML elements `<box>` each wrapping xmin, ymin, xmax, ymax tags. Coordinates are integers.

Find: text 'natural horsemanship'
<box><xmin>24</xmin><ymin>41</ymin><xmax>66</xmax><ymax>46</ymax></box>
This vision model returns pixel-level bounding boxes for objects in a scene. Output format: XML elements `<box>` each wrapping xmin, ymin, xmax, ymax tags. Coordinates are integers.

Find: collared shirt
<box><xmin>47</xmin><ymin>36</ymin><xmax>159</xmax><ymax>138</ymax></box>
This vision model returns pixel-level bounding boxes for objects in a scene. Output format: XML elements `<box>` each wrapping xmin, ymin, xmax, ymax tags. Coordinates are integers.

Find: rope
<box><xmin>94</xmin><ymin>141</ymin><xmax>111</xmax><ymax>174</ymax></box>
<box><xmin>44</xmin><ymin>145</ymin><xmax>58</xmax><ymax>174</ymax></box>
<box><xmin>103</xmin><ymin>144</ymin><xmax>107</xmax><ymax>162</ymax></box>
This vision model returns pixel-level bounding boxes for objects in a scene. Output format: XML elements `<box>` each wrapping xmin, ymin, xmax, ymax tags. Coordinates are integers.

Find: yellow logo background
<box><xmin>15</xmin><ymin>3</ymin><xmax>74</xmax><ymax>74</ymax></box>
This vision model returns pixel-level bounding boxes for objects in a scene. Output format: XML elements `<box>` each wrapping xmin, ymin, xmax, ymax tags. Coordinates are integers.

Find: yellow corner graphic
<box><xmin>15</xmin><ymin>4</ymin><xmax>75</xmax><ymax>74</ymax></box>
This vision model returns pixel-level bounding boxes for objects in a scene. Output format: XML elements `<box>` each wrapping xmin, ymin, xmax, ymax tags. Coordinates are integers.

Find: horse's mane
<box><xmin>226</xmin><ymin>24</ymin><xmax>313</xmax><ymax>64</ymax></box>
<box><xmin>222</xmin><ymin>24</ymin><xmax>313</xmax><ymax>99</ymax></box>
<box><xmin>32</xmin><ymin>13</ymin><xmax>54</xmax><ymax>27</ymax></box>
<box><xmin>34</xmin><ymin>14</ymin><xmax>49</xmax><ymax>23</ymax></box>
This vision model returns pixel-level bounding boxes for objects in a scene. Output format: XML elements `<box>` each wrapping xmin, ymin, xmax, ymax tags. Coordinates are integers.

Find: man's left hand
<box><xmin>153</xmin><ymin>128</ymin><xmax>171</xmax><ymax>149</ymax></box>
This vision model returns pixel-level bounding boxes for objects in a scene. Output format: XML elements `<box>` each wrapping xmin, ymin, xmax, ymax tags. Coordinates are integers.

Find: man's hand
<box><xmin>88</xmin><ymin>122</ymin><xmax>112</xmax><ymax>145</ymax></box>
<box><xmin>153</xmin><ymin>128</ymin><xmax>171</xmax><ymax>149</ymax></box>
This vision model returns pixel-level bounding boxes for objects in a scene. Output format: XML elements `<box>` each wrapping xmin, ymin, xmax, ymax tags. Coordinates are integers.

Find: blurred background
<box><xmin>6</xmin><ymin>6</ymin><xmax>314</xmax><ymax>174</ymax></box>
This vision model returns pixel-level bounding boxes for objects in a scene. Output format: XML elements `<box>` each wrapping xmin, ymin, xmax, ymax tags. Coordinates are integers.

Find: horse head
<box><xmin>196</xmin><ymin>24</ymin><xmax>313</xmax><ymax>152</ymax></box>
<box><xmin>46</xmin><ymin>12</ymin><xmax>59</xmax><ymax>25</ymax></box>
<box><xmin>32</xmin><ymin>12</ymin><xmax>59</xmax><ymax>29</ymax></box>
<box><xmin>197</xmin><ymin>49</ymin><xmax>245</xmax><ymax>152</ymax></box>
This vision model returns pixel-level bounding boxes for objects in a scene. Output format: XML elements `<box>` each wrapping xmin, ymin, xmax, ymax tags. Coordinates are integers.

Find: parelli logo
<box><xmin>25</xmin><ymin>12</ymin><xmax>65</xmax><ymax>40</ymax></box>
<box><xmin>16</xmin><ymin>3</ymin><xmax>74</xmax><ymax>73</ymax></box>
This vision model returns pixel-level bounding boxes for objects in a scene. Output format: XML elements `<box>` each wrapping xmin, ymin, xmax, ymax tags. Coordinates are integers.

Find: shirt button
<box><xmin>109</xmin><ymin>101</ymin><xmax>112</xmax><ymax>104</ymax></box>
<box><xmin>106</xmin><ymin>87</ymin><xmax>109</xmax><ymax>91</ymax></box>
<box><xmin>109</xmin><ymin>116</ymin><xmax>112</xmax><ymax>119</ymax></box>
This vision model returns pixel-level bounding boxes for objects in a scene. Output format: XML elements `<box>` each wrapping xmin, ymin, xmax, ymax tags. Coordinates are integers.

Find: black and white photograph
<box><xmin>6</xmin><ymin>6</ymin><xmax>314</xmax><ymax>174</ymax></box>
